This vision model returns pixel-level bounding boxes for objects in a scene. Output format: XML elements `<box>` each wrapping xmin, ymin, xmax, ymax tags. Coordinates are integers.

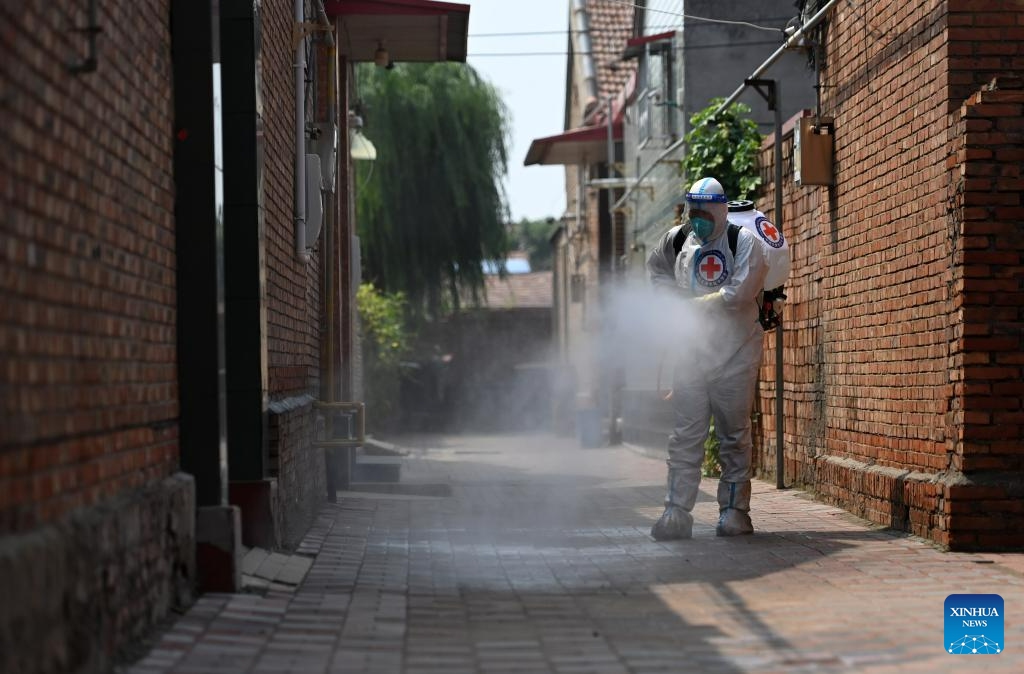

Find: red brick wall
<box><xmin>818</xmin><ymin>0</ymin><xmax>952</xmax><ymax>475</ymax></box>
<box><xmin>261</xmin><ymin>1</ymin><xmax>322</xmax><ymax>395</ymax></box>
<box><xmin>0</xmin><ymin>1</ymin><xmax>179</xmax><ymax>533</ymax></box>
<box><xmin>754</xmin><ymin>118</ymin><xmax>825</xmax><ymax>490</ymax></box>
<box><xmin>947</xmin><ymin>0</ymin><xmax>1024</xmax><ymax>111</ymax></box>
<box><xmin>944</xmin><ymin>81</ymin><xmax>1024</xmax><ymax>549</ymax></box>
<box><xmin>754</xmin><ymin>0</ymin><xmax>1024</xmax><ymax>550</ymax></box>
<box><xmin>0</xmin><ymin>2</ymin><xmax>197</xmax><ymax>670</ymax></box>
<box><xmin>259</xmin><ymin>0</ymin><xmax>325</xmax><ymax>543</ymax></box>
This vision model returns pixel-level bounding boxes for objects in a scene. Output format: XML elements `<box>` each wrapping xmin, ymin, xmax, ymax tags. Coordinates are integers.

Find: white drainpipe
<box><xmin>570</xmin><ymin>0</ymin><xmax>599</xmax><ymax>115</ymax></box>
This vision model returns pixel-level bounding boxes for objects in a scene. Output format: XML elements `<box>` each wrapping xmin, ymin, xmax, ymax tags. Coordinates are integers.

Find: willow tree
<box><xmin>355</xmin><ymin>63</ymin><xmax>511</xmax><ymax>318</ymax></box>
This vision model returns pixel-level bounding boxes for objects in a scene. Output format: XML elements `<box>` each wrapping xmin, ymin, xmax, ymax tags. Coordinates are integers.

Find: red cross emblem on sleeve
<box><xmin>755</xmin><ymin>216</ymin><xmax>785</xmax><ymax>248</ymax></box>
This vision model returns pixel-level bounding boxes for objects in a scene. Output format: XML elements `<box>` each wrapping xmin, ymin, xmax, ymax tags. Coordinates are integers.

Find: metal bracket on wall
<box><xmin>66</xmin><ymin>0</ymin><xmax>102</xmax><ymax>75</ymax></box>
<box><xmin>656</xmin><ymin>158</ymin><xmax>684</xmax><ymax>177</ymax></box>
<box><xmin>313</xmin><ymin>401</ymin><xmax>365</xmax><ymax>500</ymax></box>
<box><xmin>634</xmin><ymin>184</ymin><xmax>655</xmax><ymax>200</ymax></box>
<box><xmin>745</xmin><ymin>78</ymin><xmax>778</xmax><ymax>111</ymax></box>
<box><xmin>293</xmin><ymin>21</ymin><xmax>334</xmax><ymax>48</ymax></box>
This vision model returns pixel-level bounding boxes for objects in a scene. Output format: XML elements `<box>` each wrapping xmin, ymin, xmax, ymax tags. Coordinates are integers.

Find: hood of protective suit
<box><xmin>685</xmin><ymin>177</ymin><xmax>729</xmax><ymax>243</ymax></box>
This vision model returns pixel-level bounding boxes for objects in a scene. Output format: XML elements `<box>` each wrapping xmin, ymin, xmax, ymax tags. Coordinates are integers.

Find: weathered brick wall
<box><xmin>259</xmin><ymin>0</ymin><xmax>325</xmax><ymax>544</ymax></box>
<box><xmin>0</xmin><ymin>475</ymin><xmax>194</xmax><ymax>674</ymax></box>
<box><xmin>754</xmin><ymin>0</ymin><xmax>1024</xmax><ymax>550</ymax></box>
<box><xmin>818</xmin><ymin>0</ymin><xmax>952</xmax><ymax>476</ymax></box>
<box><xmin>267</xmin><ymin>395</ymin><xmax>323</xmax><ymax>548</ymax></box>
<box><xmin>754</xmin><ymin>118</ymin><xmax>826</xmax><ymax>490</ymax></box>
<box><xmin>0</xmin><ymin>1</ymin><xmax>196</xmax><ymax>667</ymax></box>
<box><xmin>944</xmin><ymin>80</ymin><xmax>1024</xmax><ymax>549</ymax></box>
<box><xmin>0</xmin><ymin>0</ymin><xmax>179</xmax><ymax>533</ymax></box>
<box><xmin>947</xmin><ymin>0</ymin><xmax>1024</xmax><ymax>111</ymax></box>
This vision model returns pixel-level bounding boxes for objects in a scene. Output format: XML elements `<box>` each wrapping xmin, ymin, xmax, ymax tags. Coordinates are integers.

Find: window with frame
<box><xmin>637</xmin><ymin>40</ymin><xmax>675</xmax><ymax>147</ymax></box>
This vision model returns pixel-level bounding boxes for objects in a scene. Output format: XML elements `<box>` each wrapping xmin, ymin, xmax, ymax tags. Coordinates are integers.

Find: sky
<box><xmin>466</xmin><ymin>1</ymin><xmax>570</xmax><ymax>223</ymax></box>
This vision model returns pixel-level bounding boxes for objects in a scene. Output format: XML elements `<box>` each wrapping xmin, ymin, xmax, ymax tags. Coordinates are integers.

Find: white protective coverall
<box><xmin>646</xmin><ymin>177</ymin><xmax>769</xmax><ymax>539</ymax></box>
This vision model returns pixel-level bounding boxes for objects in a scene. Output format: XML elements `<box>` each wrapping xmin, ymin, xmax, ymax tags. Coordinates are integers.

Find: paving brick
<box><xmin>123</xmin><ymin>433</ymin><xmax>1024</xmax><ymax>673</ymax></box>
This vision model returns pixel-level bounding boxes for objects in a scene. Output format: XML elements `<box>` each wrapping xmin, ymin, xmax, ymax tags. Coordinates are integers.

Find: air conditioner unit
<box><xmin>313</xmin><ymin>123</ymin><xmax>338</xmax><ymax>193</ymax></box>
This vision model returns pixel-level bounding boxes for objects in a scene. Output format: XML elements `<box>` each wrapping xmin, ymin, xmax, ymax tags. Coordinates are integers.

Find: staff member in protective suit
<box><xmin>646</xmin><ymin>176</ymin><xmax>769</xmax><ymax>539</ymax></box>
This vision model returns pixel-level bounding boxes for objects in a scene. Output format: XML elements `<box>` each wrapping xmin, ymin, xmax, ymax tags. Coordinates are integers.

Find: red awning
<box><xmin>524</xmin><ymin>122</ymin><xmax>623</xmax><ymax>166</ymax></box>
<box><xmin>622</xmin><ymin>30</ymin><xmax>674</xmax><ymax>60</ymax></box>
<box><xmin>326</xmin><ymin>0</ymin><xmax>470</xmax><ymax>62</ymax></box>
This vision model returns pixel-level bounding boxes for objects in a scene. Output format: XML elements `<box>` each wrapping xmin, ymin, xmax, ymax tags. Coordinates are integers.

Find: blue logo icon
<box><xmin>945</xmin><ymin>594</ymin><xmax>1003</xmax><ymax>654</ymax></box>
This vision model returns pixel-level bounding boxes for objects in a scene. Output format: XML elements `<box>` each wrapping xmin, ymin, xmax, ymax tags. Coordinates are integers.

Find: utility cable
<box><xmin>600</xmin><ymin>0</ymin><xmax>785</xmax><ymax>33</ymax></box>
<box><xmin>468</xmin><ymin>21</ymin><xmax>792</xmax><ymax>37</ymax></box>
<box><xmin>468</xmin><ymin>41</ymin><xmax>781</xmax><ymax>58</ymax></box>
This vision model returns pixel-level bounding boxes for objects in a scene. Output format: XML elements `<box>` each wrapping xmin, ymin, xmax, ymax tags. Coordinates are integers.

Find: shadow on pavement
<box><xmin>306</xmin><ymin>435</ymin><xmax>918</xmax><ymax>674</ymax></box>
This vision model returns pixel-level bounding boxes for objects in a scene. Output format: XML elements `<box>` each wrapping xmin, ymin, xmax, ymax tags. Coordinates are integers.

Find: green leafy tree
<box><xmin>356</xmin><ymin>283</ymin><xmax>411</xmax><ymax>429</ymax></box>
<box><xmin>683</xmin><ymin>98</ymin><xmax>763</xmax><ymax>200</ymax></box>
<box><xmin>356</xmin><ymin>63</ymin><xmax>511</xmax><ymax>318</ymax></box>
<box><xmin>510</xmin><ymin>217</ymin><xmax>557</xmax><ymax>271</ymax></box>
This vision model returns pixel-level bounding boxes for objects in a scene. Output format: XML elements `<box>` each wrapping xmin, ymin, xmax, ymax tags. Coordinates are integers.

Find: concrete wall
<box><xmin>681</xmin><ymin>0</ymin><xmax>816</xmax><ymax>136</ymax></box>
<box><xmin>625</xmin><ymin>0</ymin><xmax>816</xmax><ymax>260</ymax></box>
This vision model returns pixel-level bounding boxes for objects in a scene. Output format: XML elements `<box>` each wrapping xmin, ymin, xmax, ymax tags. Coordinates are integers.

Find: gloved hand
<box><xmin>693</xmin><ymin>291</ymin><xmax>722</xmax><ymax>305</ymax></box>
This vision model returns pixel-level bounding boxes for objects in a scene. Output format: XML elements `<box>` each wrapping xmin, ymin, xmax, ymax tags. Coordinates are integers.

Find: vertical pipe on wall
<box><xmin>294</xmin><ymin>0</ymin><xmax>307</xmax><ymax>259</ymax></box>
<box><xmin>773</xmin><ymin>85</ymin><xmax>785</xmax><ymax>490</ymax></box>
<box><xmin>339</xmin><ymin>57</ymin><xmax>354</xmax><ymax>403</ymax></box>
<box><xmin>328</xmin><ymin>27</ymin><xmax>341</xmax><ymax>403</ymax></box>
<box><xmin>321</xmin><ymin>36</ymin><xmax>336</xmax><ymax>404</ymax></box>
<box><xmin>570</xmin><ymin>0</ymin><xmax>598</xmax><ymax>111</ymax></box>
<box><xmin>605</xmin><ymin>96</ymin><xmax>615</xmax><ymax>180</ymax></box>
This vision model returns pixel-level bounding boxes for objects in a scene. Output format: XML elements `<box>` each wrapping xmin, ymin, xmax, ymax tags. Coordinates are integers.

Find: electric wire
<box><xmin>468</xmin><ymin>41</ymin><xmax>781</xmax><ymax>58</ymax></box>
<box><xmin>468</xmin><ymin>21</ymin><xmax>792</xmax><ymax>38</ymax></box>
<box><xmin>600</xmin><ymin>0</ymin><xmax>785</xmax><ymax>33</ymax></box>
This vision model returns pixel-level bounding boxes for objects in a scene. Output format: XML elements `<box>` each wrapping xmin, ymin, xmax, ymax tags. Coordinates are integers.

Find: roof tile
<box><xmin>481</xmin><ymin>272</ymin><xmax>553</xmax><ymax>310</ymax></box>
<box><xmin>587</xmin><ymin>0</ymin><xmax>636</xmax><ymax>100</ymax></box>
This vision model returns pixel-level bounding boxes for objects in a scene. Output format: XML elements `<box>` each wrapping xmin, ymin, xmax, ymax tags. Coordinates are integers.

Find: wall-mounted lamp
<box><xmin>348</xmin><ymin>112</ymin><xmax>377</xmax><ymax>161</ymax></box>
<box><xmin>374</xmin><ymin>42</ymin><xmax>389</xmax><ymax>67</ymax></box>
<box><xmin>350</xmin><ymin>129</ymin><xmax>377</xmax><ymax>161</ymax></box>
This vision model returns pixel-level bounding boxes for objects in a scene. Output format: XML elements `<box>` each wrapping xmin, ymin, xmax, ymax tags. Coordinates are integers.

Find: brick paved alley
<box><xmin>123</xmin><ymin>433</ymin><xmax>1024</xmax><ymax>674</ymax></box>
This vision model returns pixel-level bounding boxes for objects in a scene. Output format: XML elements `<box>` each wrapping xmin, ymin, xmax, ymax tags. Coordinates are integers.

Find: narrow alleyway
<box><xmin>124</xmin><ymin>433</ymin><xmax>1024</xmax><ymax>674</ymax></box>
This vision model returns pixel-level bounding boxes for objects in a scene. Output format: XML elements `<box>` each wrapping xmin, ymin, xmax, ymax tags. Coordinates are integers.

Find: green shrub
<box><xmin>684</xmin><ymin>98</ymin><xmax>763</xmax><ymax>200</ymax></box>
<box><xmin>702</xmin><ymin>417</ymin><xmax>722</xmax><ymax>477</ymax></box>
<box><xmin>357</xmin><ymin>283</ymin><xmax>411</xmax><ymax>430</ymax></box>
